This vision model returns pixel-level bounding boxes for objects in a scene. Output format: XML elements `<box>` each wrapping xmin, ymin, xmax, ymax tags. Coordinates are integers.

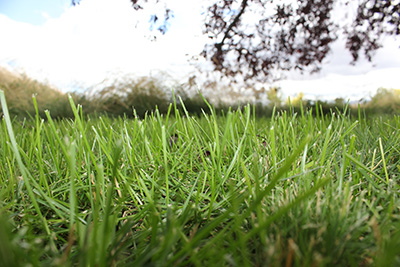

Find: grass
<box><xmin>1</xmin><ymin>89</ymin><xmax>400</xmax><ymax>266</ymax></box>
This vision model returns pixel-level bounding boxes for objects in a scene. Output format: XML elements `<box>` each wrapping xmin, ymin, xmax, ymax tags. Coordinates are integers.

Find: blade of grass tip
<box><xmin>300</xmin><ymin>100</ymin><xmax>305</xmax><ymax>122</ymax></box>
<box><xmin>339</xmin><ymin>134</ymin><xmax>356</xmax><ymax>195</ymax></box>
<box><xmin>270</xmin><ymin>125</ymin><xmax>277</xmax><ymax>171</ymax></box>
<box><xmin>271</xmin><ymin>105</ymin><xmax>276</xmax><ymax>121</ymax></box>
<box><xmin>179</xmin><ymin>174</ymin><xmax>202</xmax><ymax>225</ymax></box>
<box><xmin>315</xmin><ymin>101</ymin><xmax>320</xmax><ymax>120</ymax></box>
<box><xmin>161</xmin><ymin>125</ymin><xmax>170</xmax><ymax>205</ymax></box>
<box><xmin>223</xmin><ymin>104</ymin><xmax>251</xmax><ymax>182</ymax></box>
<box><xmin>301</xmin><ymin>143</ymin><xmax>309</xmax><ymax>173</ymax></box>
<box><xmin>244</xmin><ymin>176</ymin><xmax>332</xmax><ymax>242</ymax></box>
<box><xmin>240</xmin><ymin>134</ymin><xmax>312</xmax><ymax>221</ymax></box>
<box><xmin>45</xmin><ymin>110</ymin><xmax>69</xmax><ymax>157</ymax></box>
<box><xmin>198</xmin><ymin>90</ymin><xmax>212</xmax><ymax>111</ymax></box>
<box><xmin>98</xmin><ymin>183</ymin><xmax>116</xmax><ymax>266</ymax></box>
<box><xmin>68</xmin><ymin>94</ymin><xmax>99</xmax><ymax>174</ymax></box>
<box><xmin>164</xmin><ymin>102</ymin><xmax>173</xmax><ymax>128</ymax></box>
<box><xmin>378</xmin><ymin>138</ymin><xmax>389</xmax><ymax>184</ymax></box>
<box><xmin>341</xmin><ymin>120</ymin><xmax>359</xmax><ymax>138</ymax></box>
<box><xmin>371</xmin><ymin>148</ymin><xmax>377</xmax><ymax>172</ymax></box>
<box><xmin>66</xmin><ymin>140</ymin><xmax>77</xmax><ymax>229</ymax></box>
<box><xmin>169</xmin><ymin>135</ymin><xmax>312</xmax><ymax>264</ymax></box>
<box><xmin>32</xmin><ymin>95</ymin><xmax>49</xmax><ymax>193</ymax></box>
<box><xmin>168</xmin><ymin>194</ymin><xmax>249</xmax><ymax>265</ymax></box>
<box><xmin>3</xmin><ymin>110</ymin><xmax>68</xmax><ymax>225</ymax></box>
<box><xmin>341</xmin><ymin>100</ymin><xmax>350</xmax><ymax>117</ymax></box>
<box><xmin>319</xmin><ymin>102</ymin><xmax>325</xmax><ymax>126</ymax></box>
<box><xmin>212</xmin><ymin>106</ymin><xmax>220</xmax><ymax>159</ymax></box>
<box><xmin>358</xmin><ymin>103</ymin><xmax>362</xmax><ymax>126</ymax></box>
<box><xmin>316</xmin><ymin>122</ymin><xmax>332</xmax><ymax>178</ymax></box>
<box><xmin>172</xmin><ymin>89</ymin><xmax>180</xmax><ymax>120</ymax></box>
<box><xmin>96</xmin><ymin>163</ymin><xmax>106</xmax><ymax>208</ymax></box>
<box><xmin>221</xmin><ymin>110</ymin><xmax>233</xmax><ymax>153</ymax></box>
<box><xmin>0</xmin><ymin>90</ymin><xmax>50</xmax><ymax>234</ymax></box>
<box><xmin>344</xmin><ymin>152</ymin><xmax>385</xmax><ymax>188</ymax></box>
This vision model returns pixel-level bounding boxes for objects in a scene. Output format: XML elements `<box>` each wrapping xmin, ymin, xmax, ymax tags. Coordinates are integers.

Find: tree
<box><xmin>75</xmin><ymin>0</ymin><xmax>400</xmax><ymax>83</ymax></box>
<box><xmin>199</xmin><ymin>0</ymin><xmax>399</xmax><ymax>83</ymax></box>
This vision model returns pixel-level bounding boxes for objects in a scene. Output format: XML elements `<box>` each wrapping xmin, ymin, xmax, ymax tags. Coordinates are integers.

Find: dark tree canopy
<box><xmin>74</xmin><ymin>0</ymin><xmax>400</xmax><ymax>82</ymax></box>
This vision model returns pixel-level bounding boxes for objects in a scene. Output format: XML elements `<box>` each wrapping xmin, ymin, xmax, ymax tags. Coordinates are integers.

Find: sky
<box><xmin>0</xmin><ymin>0</ymin><xmax>400</xmax><ymax>102</ymax></box>
<box><xmin>0</xmin><ymin>0</ymin><xmax>70</xmax><ymax>25</ymax></box>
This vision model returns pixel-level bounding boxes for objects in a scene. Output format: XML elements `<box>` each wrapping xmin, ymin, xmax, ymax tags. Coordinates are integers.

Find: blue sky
<box><xmin>0</xmin><ymin>0</ymin><xmax>399</xmax><ymax>102</ymax></box>
<box><xmin>0</xmin><ymin>0</ymin><xmax>71</xmax><ymax>25</ymax></box>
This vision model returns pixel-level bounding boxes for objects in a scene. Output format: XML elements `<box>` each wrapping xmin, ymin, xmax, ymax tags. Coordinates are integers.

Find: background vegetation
<box><xmin>1</xmin><ymin>68</ymin><xmax>399</xmax><ymax>120</ymax></box>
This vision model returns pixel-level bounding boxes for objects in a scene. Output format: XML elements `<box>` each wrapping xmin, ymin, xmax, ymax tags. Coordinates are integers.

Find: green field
<box><xmin>1</xmin><ymin>90</ymin><xmax>400</xmax><ymax>266</ymax></box>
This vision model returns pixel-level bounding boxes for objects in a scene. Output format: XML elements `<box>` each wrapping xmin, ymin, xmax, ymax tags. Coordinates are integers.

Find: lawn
<box><xmin>1</xmin><ymin>90</ymin><xmax>399</xmax><ymax>266</ymax></box>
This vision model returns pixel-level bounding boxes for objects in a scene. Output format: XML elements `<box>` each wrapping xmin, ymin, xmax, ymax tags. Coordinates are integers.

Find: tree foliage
<box><xmin>74</xmin><ymin>0</ymin><xmax>400</xmax><ymax>83</ymax></box>
<box><xmin>199</xmin><ymin>0</ymin><xmax>399</xmax><ymax>82</ymax></box>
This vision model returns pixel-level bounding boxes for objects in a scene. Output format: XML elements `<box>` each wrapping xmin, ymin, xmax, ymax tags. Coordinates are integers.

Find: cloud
<box><xmin>277</xmin><ymin>36</ymin><xmax>400</xmax><ymax>100</ymax></box>
<box><xmin>0</xmin><ymin>0</ymin><xmax>399</xmax><ymax>99</ymax></box>
<box><xmin>276</xmin><ymin>67</ymin><xmax>400</xmax><ymax>102</ymax></box>
<box><xmin>0</xmin><ymin>0</ymin><xmax>205</xmax><ymax>91</ymax></box>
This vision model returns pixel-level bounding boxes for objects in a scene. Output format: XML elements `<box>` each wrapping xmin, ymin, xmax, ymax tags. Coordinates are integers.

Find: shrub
<box><xmin>0</xmin><ymin>67</ymin><xmax>74</xmax><ymax>119</ymax></box>
<box><xmin>363</xmin><ymin>87</ymin><xmax>400</xmax><ymax>114</ymax></box>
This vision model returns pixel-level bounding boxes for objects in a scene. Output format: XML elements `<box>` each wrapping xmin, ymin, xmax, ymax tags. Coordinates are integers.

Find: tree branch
<box><xmin>219</xmin><ymin>0</ymin><xmax>249</xmax><ymax>46</ymax></box>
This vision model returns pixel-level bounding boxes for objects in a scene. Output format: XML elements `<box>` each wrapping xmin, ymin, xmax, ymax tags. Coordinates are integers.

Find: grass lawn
<box><xmin>1</xmin><ymin>90</ymin><xmax>400</xmax><ymax>266</ymax></box>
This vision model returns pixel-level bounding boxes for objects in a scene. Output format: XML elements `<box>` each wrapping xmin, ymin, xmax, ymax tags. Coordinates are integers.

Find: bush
<box><xmin>2</xmin><ymin>67</ymin><xmax>400</xmax><ymax>119</ymax></box>
<box><xmin>363</xmin><ymin>87</ymin><xmax>400</xmax><ymax>114</ymax></box>
<box><xmin>0</xmin><ymin>68</ymin><xmax>76</xmax><ymax>119</ymax></box>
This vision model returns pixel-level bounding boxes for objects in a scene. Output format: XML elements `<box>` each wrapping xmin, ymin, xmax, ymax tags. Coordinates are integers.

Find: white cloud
<box><xmin>277</xmin><ymin>68</ymin><xmax>400</xmax><ymax>102</ymax></box>
<box><xmin>0</xmin><ymin>0</ymin><xmax>205</xmax><ymax>91</ymax></box>
<box><xmin>277</xmin><ymin>36</ymin><xmax>400</xmax><ymax>101</ymax></box>
<box><xmin>0</xmin><ymin>0</ymin><xmax>399</xmax><ymax>100</ymax></box>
